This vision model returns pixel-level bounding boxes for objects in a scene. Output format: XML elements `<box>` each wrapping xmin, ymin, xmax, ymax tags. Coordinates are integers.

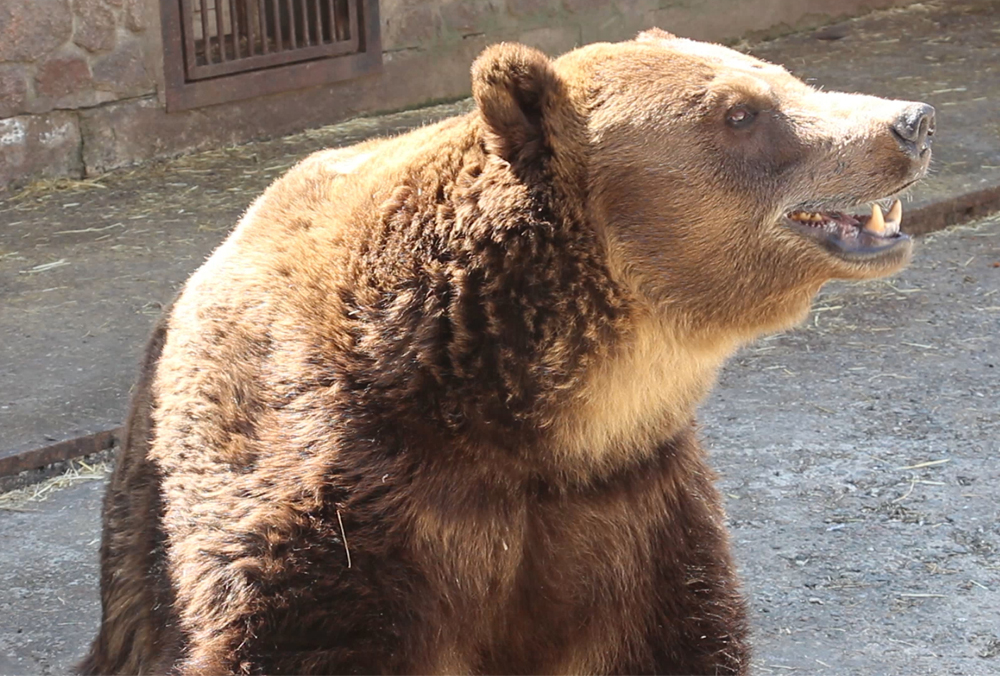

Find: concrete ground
<box><xmin>2</xmin><ymin>214</ymin><xmax>998</xmax><ymax>674</ymax></box>
<box><xmin>1</xmin><ymin>0</ymin><xmax>999</xmax><ymax>674</ymax></box>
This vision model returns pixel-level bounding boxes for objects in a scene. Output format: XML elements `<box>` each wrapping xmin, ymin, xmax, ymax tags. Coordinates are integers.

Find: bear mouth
<box><xmin>784</xmin><ymin>199</ymin><xmax>910</xmax><ymax>262</ymax></box>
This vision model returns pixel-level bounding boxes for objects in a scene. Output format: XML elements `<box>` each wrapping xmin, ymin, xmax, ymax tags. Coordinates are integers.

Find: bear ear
<box><xmin>637</xmin><ymin>28</ymin><xmax>677</xmax><ymax>43</ymax></box>
<box><xmin>471</xmin><ymin>42</ymin><xmax>560</xmax><ymax>162</ymax></box>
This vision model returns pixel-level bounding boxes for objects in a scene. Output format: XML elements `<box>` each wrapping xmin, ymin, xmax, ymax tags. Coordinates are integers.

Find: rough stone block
<box><xmin>380</xmin><ymin>0</ymin><xmax>437</xmax><ymax>50</ymax></box>
<box><xmin>377</xmin><ymin>36</ymin><xmax>485</xmax><ymax>105</ymax></box>
<box><xmin>0</xmin><ymin>113</ymin><xmax>82</xmax><ymax>191</ymax></box>
<box><xmin>124</xmin><ymin>0</ymin><xmax>147</xmax><ymax>32</ymax></box>
<box><xmin>505</xmin><ymin>0</ymin><xmax>561</xmax><ymax>20</ymax></box>
<box><xmin>91</xmin><ymin>35</ymin><xmax>155</xmax><ymax>98</ymax></box>
<box><xmin>31</xmin><ymin>52</ymin><xmax>117</xmax><ymax>112</ymax></box>
<box><xmin>0</xmin><ymin>0</ymin><xmax>73</xmax><ymax>62</ymax></box>
<box><xmin>579</xmin><ymin>0</ymin><xmax>661</xmax><ymax>44</ymax></box>
<box><xmin>509</xmin><ymin>24</ymin><xmax>582</xmax><ymax>56</ymax></box>
<box><xmin>79</xmin><ymin>97</ymin><xmax>167</xmax><ymax>174</ymax></box>
<box><xmin>0</xmin><ymin>64</ymin><xmax>29</xmax><ymax>118</ymax></box>
<box><xmin>562</xmin><ymin>0</ymin><xmax>615</xmax><ymax>14</ymax></box>
<box><xmin>437</xmin><ymin>0</ymin><xmax>504</xmax><ymax>37</ymax></box>
<box><xmin>34</xmin><ymin>57</ymin><xmax>93</xmax><ymax>101</ymax></box>
<box><xmin>73</xmin><ymin>0</ymin><xmax>118</xmax><ymax>53</ymax></box>
<box><xmin>644</xmin><ymin>1</ymin><xmax>766</xmax><ymax>43</ymax></box>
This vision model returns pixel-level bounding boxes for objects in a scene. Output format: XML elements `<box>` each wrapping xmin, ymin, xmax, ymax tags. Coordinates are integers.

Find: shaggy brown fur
<box><xmin>80</xmin><ymin>31</ymin><xmax>931</xmax><ymax>675</ymax></box>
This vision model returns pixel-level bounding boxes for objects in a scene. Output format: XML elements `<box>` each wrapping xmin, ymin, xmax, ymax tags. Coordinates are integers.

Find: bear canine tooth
<box><xmin>883</xmin><ymin>200</ymin><xmax>902</xmax><ymax>236</ymax></box>
<box><xmin>887</xmin><ymin>199</ymin><xmax>902</xmax><ymax>227</ymax></box>
<box><xmin>865</xmin><ymin>202</ymin><xmax>886</xmax><ymax>235</ymax></box>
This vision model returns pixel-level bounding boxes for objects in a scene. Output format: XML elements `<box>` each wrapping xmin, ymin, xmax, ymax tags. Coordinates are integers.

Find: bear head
<box><xmin>472</xmin><ymin>30</ymin><xmax>933</xmax><ymax>340</ymax></box>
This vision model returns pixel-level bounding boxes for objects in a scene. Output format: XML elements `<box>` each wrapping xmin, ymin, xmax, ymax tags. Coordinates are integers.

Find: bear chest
<box><xmin>404</xmin><ymin>477</ymin><xmax>671</xmax><ymax>673</ymax></box>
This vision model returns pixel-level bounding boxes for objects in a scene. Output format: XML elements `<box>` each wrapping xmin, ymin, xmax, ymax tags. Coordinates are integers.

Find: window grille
<box><xmin>161</xmin><ymin>0</ymin><xmax>381</xmax><ymax>110</ymax></box>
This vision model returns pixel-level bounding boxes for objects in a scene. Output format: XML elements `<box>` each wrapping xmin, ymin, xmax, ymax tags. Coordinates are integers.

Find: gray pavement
<box><xmin>2</xmin><ymin>213</ymin><xmax>998</xmax><ymax>674</ymax></box>
<box><xmin>0</xmin><ymin>478</ymin><xmax>104</xmax><ymax>676</ymax></box>
<box><xmin>2</xmin><ymin>0</ymin><xmax>1000</xmax><ymax>463</ymax></box>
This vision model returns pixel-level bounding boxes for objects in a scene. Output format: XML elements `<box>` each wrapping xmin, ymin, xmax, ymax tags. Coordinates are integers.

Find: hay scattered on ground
<box><xmin>0</xmin><ymin>459</ymin><xmax>111</xmax><ymax>512</ymax></box>
<box><xmin>6</xmin><ymin>177</ymin><xmax>108</xmax><ymax>203</ymax></box>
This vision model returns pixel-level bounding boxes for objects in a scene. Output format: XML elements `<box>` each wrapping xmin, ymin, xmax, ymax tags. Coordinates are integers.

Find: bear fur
<box><xmin>80</xmin><ymin>30</ymin><xmax>931</xmax><ymax>675</ymax></box>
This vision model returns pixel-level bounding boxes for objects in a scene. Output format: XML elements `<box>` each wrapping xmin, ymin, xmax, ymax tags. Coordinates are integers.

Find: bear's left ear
<box><xmin>471</xmin><ymin>43</ymin><xmax>561</xmax><ymax>162</ymax></box>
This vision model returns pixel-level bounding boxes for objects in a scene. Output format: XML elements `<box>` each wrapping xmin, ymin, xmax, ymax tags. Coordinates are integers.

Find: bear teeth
<box><xmin>867</xmin><ymin>202</ymin><xmax>886</xmax><ymax>234</ymax></box>
<box><xmin>789</xmin><ymin>211</ymin><xmax>826</xmax><ymax>223</ymax></box>
<box><xmin>862</xmin><ymin>199</ymin><xmax>902</xmax><ymax>236</ymax></box>
<box><xmin>788</xmin><ymin>199</ymin><xmax>903</xmax><ymax>238</ymax></box>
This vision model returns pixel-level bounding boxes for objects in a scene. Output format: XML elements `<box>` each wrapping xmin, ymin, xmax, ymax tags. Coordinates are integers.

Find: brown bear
<box><xmin>79</xmin><ymin>30</ymin><xmax>933</xmax><ymax>675</ymax></box>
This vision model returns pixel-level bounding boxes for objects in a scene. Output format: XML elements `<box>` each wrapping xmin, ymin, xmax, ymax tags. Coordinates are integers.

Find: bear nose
<box><xmin>891</xmin><ymin>103</ymin><xmax>935</xmax><ymax>157</ymax></box>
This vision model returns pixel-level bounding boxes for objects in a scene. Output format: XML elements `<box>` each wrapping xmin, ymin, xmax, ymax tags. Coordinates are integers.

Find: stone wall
<box><xmin>0</xmin><ymin>0</ymin><xmax>916</xmax><ymax>192</ymax></box>
<box><xmin>0</xmin><ymin>0</ymin><xmax>158</xmax><ymax>188</ymax></box>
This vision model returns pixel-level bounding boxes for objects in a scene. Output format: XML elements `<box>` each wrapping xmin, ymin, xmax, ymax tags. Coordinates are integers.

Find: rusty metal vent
<box><xmin>161</xmin><ymin>0</ymin><xmax>381</xmax><ymax>110</ymax></box>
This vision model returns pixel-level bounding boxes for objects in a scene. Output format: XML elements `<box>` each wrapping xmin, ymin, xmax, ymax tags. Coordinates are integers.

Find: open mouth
<box><xmin>784</xmin><ymin>199</ymin><xmax>910</xmax><ymax>262</ymax></box>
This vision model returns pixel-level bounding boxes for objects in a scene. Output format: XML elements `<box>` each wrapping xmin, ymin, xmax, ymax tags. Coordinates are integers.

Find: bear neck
<box><xmin>356</xmin><ymin>127</ymin><xmax>742</xmax><ymax>482</ymax></box>
<box><xmin>545</xmin><ymin>310</ymin><xmax>740</xmax><ymax>479</ymax></box>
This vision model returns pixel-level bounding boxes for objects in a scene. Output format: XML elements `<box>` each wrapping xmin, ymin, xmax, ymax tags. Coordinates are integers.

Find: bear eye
<box><xmin>726</xmin><ymin>105</ymin><xmax>757</xmax><ymax>129</ymax></box>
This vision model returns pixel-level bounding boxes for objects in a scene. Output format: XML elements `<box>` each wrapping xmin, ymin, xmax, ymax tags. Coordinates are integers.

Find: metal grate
<box><xmin>161</xmin><ymin>0</ymin><xmax>381</xmax><ymax>110</ymax></box>
<box><xmin>183</xmin><ymin>0</ymin><xmax>359</xmax><ymax>80</ymax></box>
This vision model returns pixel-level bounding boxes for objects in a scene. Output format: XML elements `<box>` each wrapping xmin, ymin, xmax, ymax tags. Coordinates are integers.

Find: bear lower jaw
<box><xmin>784</xmin><ymin>198</ymin><xmax>912</xmax><ymax>265</ymax></box>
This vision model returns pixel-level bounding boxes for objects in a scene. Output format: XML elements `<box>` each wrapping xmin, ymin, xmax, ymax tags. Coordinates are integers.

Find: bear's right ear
<box><xmin>471</xmin><ymin>43</ymin><xmax>560</xmax><ymax>163</ymax></box>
